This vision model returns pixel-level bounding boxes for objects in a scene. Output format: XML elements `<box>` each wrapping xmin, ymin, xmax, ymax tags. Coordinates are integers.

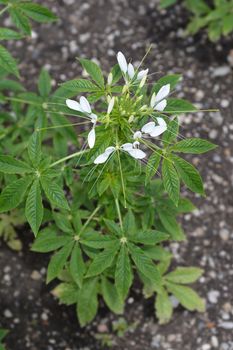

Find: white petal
<box><xmin>105</xmin><ymin>146</ymin><xmax>116</xmax><ymax>155</ymax></box>
<box><xmin>150</xmin><ymin>93</ymin><xmax>156</xmax><ymax>108</ymax></box>
<box><xmin>121</xmin><ymin>143</ymin><xmax>133</xmax><ymax>151</ymax></box>
<box><xmin>155</xmin><ymin>84</ymin><xmax>170</xmax><ymax>103</ymax></box>
<box><xmin>127</xmin><ymin>149</ymin><xmax>146</xmax><ymax>159</ymax></box>
<box><xmin>154</xmin><ymin>99</ymin><xmax>167</xmax><ymax>112</ymax></box>
<box><xmin>150</xmin><ymin>125</ymin><xmax>167</xmax><ymax>137</ymax></box>
<box><xmin>88</xmin><ymin>128</ymin><xmax>95</xmax><ymax>149</ymax></box>
<box><xmin>157</xmin><ymin>117</ymin><xmax>167</xmax><ymax>128</ymax></box>
<box><xmin>80</xmin><ymin>96</ymin><xmax>91</xmax><ymax>114</ymax></box>
<box><xmin>127</xmin><ymin>63</ymin><xmax>135</xmax><ymax>79</ymax></box>
<box><xmin>137</xmin><ymin>68</ymin><xmax>149</xmax><ymax>81</ymax></box>
<box><xmin>90</xmin><ymin>113</ymin><xmax>98</xmax><ymax>124</ymax></box>
<box><xmin>94</xmin><ymin>152</ymin><xmax>109</xmax><ymax>164</ymax></box>
<box><xmin>117</xmin><ymin>52</ymin><xmax>128</xmax><ymax>74</ymax></box>
<box><xmin>133</xmin><ymin>131</ymin><xmax>142</xmax><ymax>139</ymax></box>
<box><xmin>66</xmin><ymin>99</ymin><xmax>83</xmax><ymax>112</ymax></box>
<box><xmin>133</xmin><ymin>141</ymin><xmax>140</xmax><ymax>148</ymax></box>
<box><xmin>107</xmin><ymin>97</ymin><xmax>115</xmax><ymax>114</ymax></box>
<box><xmin>141</xmin><ymin>121</ymin><xmax>155</xmax><ymax>133</ymax></box>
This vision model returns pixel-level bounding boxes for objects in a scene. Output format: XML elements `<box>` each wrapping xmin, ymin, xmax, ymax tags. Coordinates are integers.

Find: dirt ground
<box><xmin>0</xmin><ymin>0</ymin><xmax>233</xmax><ymax>349</ymax></box>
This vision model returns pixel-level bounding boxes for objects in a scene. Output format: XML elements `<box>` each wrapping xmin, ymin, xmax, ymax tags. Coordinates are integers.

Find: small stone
<box><xmin>219</xmin><ymin>228</ymin><xmax>229</xmax><ymax>241</ymax></box>
<box><xmin>4</xmin><ymin>309</ymin><xmax>13</xmax><ymax>318</ymax></box>
<box><xmin>209</xmin><ymin>129</ymin><xmax>218</xmax><ymax>139</ymax></box>
<box><xmin>202</xmin><ymin>344</ymin><xmax>211</xmax><ymax>350</ymax></box>
<box><xmin>219</xmin><ymin>321</ymin><xmax>233</xmax><ymax>329</ymax></box>
<box><xmin>212</xmin><ymin>112</ymin><xmax>223</xmax><ymax>126</ymax></box>
<box><xmin>207</xmin><ymin>290</ymin><xmax>220</xmax><ymax>304</ymax></box>
<box><xmin>97</xmin><ymin>324</ymin><xmax>108</xmax><ymax>333</ymax></box>
<box><xmin>212</xmin><ymin>66</ymin><xmax>231</xmax><ymax>77</ymax></box>
<box><xmin>31</xmin><ymin>270</ymin><xmax>41</xmax><ymax>280</ymax></box>
<box><xmin>41</xmin><ymin>312</ymin><xmax>48</xmax><ymax>321</ymax></box>
<box><xmin>169</xmin><ymin>296</ymin><xmax>179</xmax><ymax>308</ymax></box>
<box><xmin>220</xmin><ymin>99</ymin><xmax>230</xmax><ymax>108</ymax></box>
<box><xmin>211</xmin><ymin>336</ymin><xmax>219</xmax><ymax>348</ymax></box>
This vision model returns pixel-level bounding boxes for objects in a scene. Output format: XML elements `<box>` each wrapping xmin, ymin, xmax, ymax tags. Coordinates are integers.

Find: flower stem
<box><xmin>79</xmin><ymin>205</ymin><xmax>101</xmax><ymax>236</ymax></box>
<box><xmin>0</xmin><ymin>5</ymin><xmax>9</xmax><ymax>16</ymax></box>
<box><xmin>115</xmin><ymin>198</ymin><xmax>123</xmax><ymax>232</ymax></box>
<box><xmin>49</xmin><ymin>150</ymin><xmax>88</xmax><ymax>168</ymax></box>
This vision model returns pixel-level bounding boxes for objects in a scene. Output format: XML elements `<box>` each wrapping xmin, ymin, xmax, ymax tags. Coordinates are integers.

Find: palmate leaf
<box><xmin>52</xmin><ymin>282</ymin><xmax>79</xmax><ymax>306</ymax></box>
<box><xmin>163</xmin><ymin>116</ymin><xmax>179</xmax><ymax>145</ymax></box>
<box><xmin>166</xmin><ymin>98</ymin><xmax>197</xmax><ymax>113</ymax></box>
<box><xmin>172</xmin><ymin>155</ymin><xmax>204</xmax><ymax>195</ymax></box>
<box><xmin>145</xmin><ymin>151</ymin><xmax>161</xmax><ymax>184</ymax></box>
<box><xmin>101</xmin><ymin>277</ymin><xmax>124</xmax><ymax>314</ymax></box>
<box><xmin>38</xmin><ymin>68</ymin><xmax>51</xmax><ymax>98</ymax></box>
<box><xmin>115</xmin><ymin>245</ymin><xmax>133</xmax><ymax>300</ymax></box>
<box><xmin>80</xmin><ymin>231</ymin><xmax>117</xmax><ymax>249</ymax></box>
<box><xmin>61</xmin><ymin>79</ymin><xmax>100</xmax><ymax>93</ymax></box>
<box><xmin>0</xmin><ymin>28</ymin><xmax>23</xmax><ymax>40</ymax></box>
<box><xmin>123</xmin><ymin>210</ymin><xmax>137</xmax><ymax>235</ymax></box>
<box><xmin>46</xmin><ymin>241</ymin><xmax>74</xmax><ymax>283</ymax></box>
<box><xmin>86</xmin><ymin>243</ymin><xmax>120</xmax><ymax>277</ymax></box>
<box><xmin>152</xmin><ymin>73</ymin><xmax>181</xmax><ymax>93</ymax></box>
<box><xmin>155</xmin><ymin>288</ymin><xmax>173</xmax><ymax>324</ymax></box>
<box><xmin>79</xmin><ymin>58</ymin><xmax>105</xmax><ymax>88</ymax></box>
<box><xmin>28</xmin><ymin>131</ymin><xmax>41</xmax><ymax>167</ymax></box>
<box><xmin>70</xmin><ymin>243</ymin><xmax>86</xmax><ymax>288</ymax></box>
<box><xmin>0</xmin><ymin>176</ymin><xmax>32</xmax><ymax>213</ymax></box>
<box><xmin>18</xmin><ymin>3</ymin><xmax>58</xmax><ymax>23</ymax></box>
<box><xmin>76</xmin><ymin>278</ymin><xmax>98</xmax><ymax>327</ymax></box>
<box><xmin>9</xmin><ymin>8</ymin><xmax>31</xmax><ymax>35</ymax></box>
<box><xmin>31</xmin><ymin>228</ymin><xmax>71</xmax><ymax>253</ymax></box>
<box><xmin>130</xmin><ymin>230</ymin><xmax>169</xmax><ymax>245</ymax></box>
<box><xmin>0</xmin><ymin>155</ymin><xmax>32</xmax><ymax>174</ymax></box>
<box><xmin>171</xmin><ymin>138</ymin><xmax>217</xmax><ymax>154</ymax></box>
<box><xmin>164</xmin><ymin>267</ymin><xmax>203</xmax><ymax>284</ymax></box>
<box><xmin>40</xmin><ymin>176</ymin><xmax>69</xmax><ymax>210</ymax></box>
<box><xmin>162</xmin><ymin>158</ymin><xmax>180</xmax><ymax>205</ymax></box>
<box><xmin>0</xmin><ymin>79</ymin><xmax>25</xmax><ymax>92</ymax></box>
<box><xmin>25</xmin><ymin>179</ymin><xmax>43</xmax><ymax>236</ymax></box>
<box><xmin>0</xmin><ymin>45</ymin><xmax>19</xmax><ymax>78</ymax></box>
<box><xmin>157</xmin><ymin>208</ymin><xmax>185</xmax><ymax>241</ymax></box>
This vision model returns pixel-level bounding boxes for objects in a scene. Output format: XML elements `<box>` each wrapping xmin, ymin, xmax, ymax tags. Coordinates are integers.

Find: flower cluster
<box><xmin>66</xmin><ymin>52</ymin><xmax>171</xmax><ymax>165</ymax></box>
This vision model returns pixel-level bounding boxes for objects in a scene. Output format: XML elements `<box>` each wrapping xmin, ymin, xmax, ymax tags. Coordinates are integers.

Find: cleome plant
<box><xmin>0</xmin><ymin>38</ymin><xmax>218</xmax><ymax>325</ymax></box>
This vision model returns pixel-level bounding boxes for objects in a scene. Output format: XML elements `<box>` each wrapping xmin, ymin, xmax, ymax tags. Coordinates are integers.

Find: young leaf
<box><xmin>123</xmin><ymin>210</ymin><xmax>137</xmax><ymax>236</ymax></box>
<box><xmin>172</xmin><ymin>155</ymin><xmax>204</xmax><ymax>195</ymax></box>
<box><xmin>115</xmin><ymin>245</ymin><xmax>133</xmax><ymax>300</ymax></box>
<box><xmin>155</xmin><ymin>288</ymin><xmax>173</xmax><ymax>324</ymax></box>
<box><xmin>77</xmin><ymin>278</ymin><xmax>98</xmax><ymax>327</ymax></box>
<box><xmin>9</xmin><ymin>8</ymin><xmax>31</xmax><ymax>35</ymax></box>
<box><xmin>171</xmin><ymin>138</ymin><xmax>217</xmax><ymax>154</ymax></box>
<box><xmin>165</xmin><ymin>267</ymin><xmax>203</xmax><ymax>284</ymax></box>
<box><xmin>166</xmin><ymin>282</ymin><xmax>205</xmax><ymax>312</ymax></box>
<box><xmin>86</xmin><ymin>243</ymin><xmax>120</xmax><ymax>277</ymax></box>
<box><xmin>0</xmin><ymin>45</ymin><xmax>19</xmax><ymax>78</ymax></box>
<box><xmin>157</xmin><ymin>208</ymin><xmax>185</xmax><ymax>241</ymax></box>
<box><xmin>0</xmin><ymin>176</ymin><xmax>32</xmax><ymax>213</ymax></box>
<box><xmin>79</xmin><ymin>58</ymin><xmax>105</xmax><ymax>88</ymax></box>
<box><xmin>104</xmin><ymin>219</ymin><xmax>122</xmax><ymax>236</ymax></box>
<box><xmin>128</xmin><ymin>243</ymin><xmax>162</xmax><ymax>289</ymax></box>
<box><xmin>46</xmin><ymin>241</ymin><xmax>74</xmax><ymax>283</ymax></box>
<box><xmin>25</xmin><ymin>179</ymin><xmax>43</xmax><ymax>236</ymax></box>
<box><xmin>52</xmin><ymin>282</ymin><xmax>79</xmax><ymax>305</ymax></box>
<box><xmin>152</xmin><ymin>73</ymin><xmax>181</xmax><ymax>93</ymax></box>
<box><xmin>61</xmin><ymin>79</ymin><xmax>99</xmax><ymax>93</ymax></box>
<box><xmin>70</xmin><ymin>243</ymin><xmax>86</xmax><ymax>288</ymax></box>
<box><xmin>146</xmin><ymin>151</ymin><xmax>161</xmax><ymax>183</ymax></box>
<box><xmin>162</xmin><ymin>158</ymin><xmax>180</xmax><ymax>205</ymax></box>
<box><xmin>80</xmin><ymin>231</ymin><xmax>117</xmax><ymax>249</ymax></box>
<box><xmin>166</xmin><ymin>98</ymin><xmax>197</xmax><ymax>113</ymax></box>
<box><xmin>38</xmin><ymin>68</ymin><xmax>51</xmax><ymax>97</ymax></box>
<box><xmin>31</xmin><ymin>229</ymin><xmax>71</xmax><ymax>252</ymax></box>
<box><xmin>0</xmin><ymin>28</ymin><xmax>23</xmax><ymax>40</ymax></box>
<box><xmin>163</xmin><ymin>117</ymin><xmax>179</xmax><ymax>145</ymax></box>
<box><xmin>53</xmin><ymin>212</ymin><xmax>73</xmax><ymax>233</ymax></box>
<box><xmin>101</xmin><ymin>277</ymin><xmax>124</xmax><ymax>314</ymax></box>
<box><xmin>19</xmin><ymin>3</ymin><xmax>58</xmax><ymax>23</ymax></box>
<box><xmin>28</xmin><ymin>131</ymin><xmax>41</xmax><ymax>167</ymax></box>
<box><xmin>0</xmin><ymin>156</ymin><xmax>32</xmax><ymax>174</ymax></box>
<box><xmin>40</xmin><ymin>176</ymin><xmax>69</xmax><ymax>210</ymax></box>
<box><xmin>130</xmin><ymin>230</ymin><xmax>169</xmax><ymax>245</ymax></box>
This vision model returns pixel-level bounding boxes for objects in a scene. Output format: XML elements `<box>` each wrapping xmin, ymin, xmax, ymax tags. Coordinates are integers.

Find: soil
<box><xmin>1</xmin><ymin>0</ymin><xmax>233</xmax><ymax>349</ymax></box>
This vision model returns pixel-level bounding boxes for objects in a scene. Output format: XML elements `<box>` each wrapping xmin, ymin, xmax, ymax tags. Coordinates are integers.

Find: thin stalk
<box><xmin>0</xmin><ymin>5</ymin><xmax>9</xmax><ymax>16</ymax></box>
<box><xmin>79</xmin><ymin>205</ymin><xmax>101</xmax><ymax>236</ymax></box>
<box><xmin>49</xmin><ymin>149</ymin><xmax>88</xmax><ymax>168</ymax></box>
<box><xmin>115</xmin><ymin>198</ymin><xmax>123</xmax><ymax>232</ymax></box>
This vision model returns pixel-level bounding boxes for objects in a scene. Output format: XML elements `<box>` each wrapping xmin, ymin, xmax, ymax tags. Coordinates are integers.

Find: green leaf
<box><xmin>31</xmin><ymin>229</ymin><xmax>71</xmax><ymax>252</ymax></box>
<box><xmin>19</xmin><ymin>3</ymin><xmax>57</xmax><ymax>23</ymax></box>
<box><xmin>160</xmin><ymin>0</ymin><xmax>177</xmax><ymax>8</ymax></box>
<box><xmin>0</xmin><ymin>79</ymin><xmax>25</xmax><ymax>92</ymax></box>
<box><xmin>176</xmin><ymin>198</ymin><xmax>196</xmax><ymax>213</ymax></box>
<box><xmin>0</xmin><ymin>156</ymin><xmax>32</xmax><ymax>174</ymax></box>
<box><xmin>158</xmin><ymin>209</ymin><xmax>185</xmax><ymax>241</ymax></box>
<box><xmin>0</xmin><ymin>28</ymin><xmax>23</xmax><ymax>40</ymax></box>
<box><xmin>61</xmin><ymin>79</ymin><xmax>100</xmax><ymax>93</ymax></box>
<box><xmin>166</xmin><ymin>282</ymin><xmax>205</xmax><ymax>312</ymax></box>
<box><xmin>171</xmin><ymin>138</ymin><xmax>217</xmax><ymax>154</ymax></box>
<box><xmin>129</xmin><ymin>243</ymin><xmax>162</xmax><ymax>289</ymax></box>
<box><xmin>104</xmin><ymin>219</ymin><xmax>122</xmax><ymax>236</ymax></box>
<box><xmin>38</xmin><ymin>68</ymin><xmax>51</xmax><ymax>97</ymax></box>
<box><xmin>142</xmin><ymin>246</ymin><xmax>172</xmax><ymax>261</ymax></box>
<box><xmin>115</xmin><ymin>245</ymin><xmax>133</xmax><ymax>300</ymax></box>
<box><xmin>101</xmin><ymin>277</ymin><xmax>124</xmax><ymax>314</ymax></box>
<box><xmin>146</xmin><ymin>150</ymin><xmax>161</xmax><ymax>183</ymax></box>
<box><xmin>52</xmin><ymin>282</ymin><xmax>79</xmax><ymax>305</ymax></box>
<box><xmin>166</xmin><ymin>98</ymin><xmax>197</xmax><ymax>113</ymax></box>
<box><xmin>79</xmin><ymin>58</ymin><xmax>105</xmax><ymax>88</ymax></box>
<box><xmin>53</xmin><ymin>212</ymin><xmax>73</xmax><ymax>233</ymax></box>
<box><xmin>80</xmin><ymin>231</ymin><xmax>117</xmax><ymax>249</ymax></box>
<box><xmin>172</xmin><ymin>155</ymin><xmax>204</xmax><ymax>195</ymax></box>
<box><xmin>77</xmin><ymin>278</ymin><xmax>98</xmax><ymax>327</ymax></box>
<box><xmin>70</xmin><ymin>243</ymin><xmax>86</xmax><ymax>288</ymax></box>
<box><xmin>25</xmin><ymin>179</ymin><xmax>43</xmax><ymax>236</ymax></box>
<box><xmin>162</xmin><ymin>158</ymin><xmax>180</xmax><ymax>205</ymax></box>
<box><xmin>0</xmin><ymin>176</ymin><xmax>32</xmax><ymax>213</ymax></box>
<box><xmin>46</xmin><ymin>241</ymin><xmax>74</xmax><ymax>283</ymax></box>
<box><xmin>86</xmin><ymin>243</ymin><xmax>120</xmax><ymax>277</ymax></box>
<box><xmin>9</xmin><ymin>8</ymin><xmax>31</xmax><ymax>35</ymax></box>
<box><xmin>165</xmin><ymin>267</ymin><xmax>203</xmax><ymax>284</ymax></box>
<box><xmin>110</xmin><ymin>64</ymin><xmax>122</xmax><ymax>84</ymax></box>
<box><xmin>152</xmin><ymin>74</ymin><xmax>181</xmax><ymax>93</ymax></box>
<box><xmin>155</xmin><ymin>288</ymin><xmax>173</xmax><ymax>324</ymax></box>
<box><xmin>0</xmin><ymin>45</ymin><xmax>19</xmax><ymax>78</ymax></box>
<box><xmin>123</xmin><ymin>210</ymin><xmax>137</xmax><ymax>236</ymax></box>
<box><xmin>40</xmin><ymin>176</ymin><xmax>69</xmax><ymax>210</ymax></box>
<box><xmin>223</xmin><ymin>14</ymin><xmax>233</xmax><ymax>35</ymax></box>
<box><xmin>163</xmin><ymin>117</ymin><xmax>179</xmax><ymax>145</ymax></box>
<box><xmin>28</xmin><ymin>131</ymin><xmax>41</xmax><ymax>167</ymax></box>
<box><xmin>130</xmin><ymin>230</ymin><xmax>169</xmax><ymax>245</ymax></box>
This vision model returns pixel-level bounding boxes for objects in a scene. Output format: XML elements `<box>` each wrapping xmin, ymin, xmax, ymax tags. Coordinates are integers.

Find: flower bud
<box><xmin>107</xmin><ymin>72</ymin><xmax>113</xmax><ymax>85</ymax></box>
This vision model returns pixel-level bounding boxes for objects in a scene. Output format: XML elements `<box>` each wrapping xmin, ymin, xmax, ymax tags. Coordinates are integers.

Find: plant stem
<box><xmin>79</xmin><ymin>205</ymin><xmax>101</xmax><ymax>236</ymax></box>
<box><xmin>0</xmin><ymin>5</ymin><xmax>9</xmax><ymax>16</ymax></box>
<box><xmin>49</xmin><ymin>150</ymin><xmax>88</xmax><ymax>168</ymax></box>
<box><xmin>115</xmin><ymin>198</ymin><xmax>123</xmax><ymax>232</ymax></box>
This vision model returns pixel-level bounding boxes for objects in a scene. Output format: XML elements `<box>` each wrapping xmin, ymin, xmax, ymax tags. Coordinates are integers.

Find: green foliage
<box><xmin>160</xmin><ymin>0</ymin><xmax>233</xmax><ymax>41</ymax></box>
<box><xmin>0</xmin><ymin>329</ymin><xmax>8</xmax><ymax>350</ymax></box>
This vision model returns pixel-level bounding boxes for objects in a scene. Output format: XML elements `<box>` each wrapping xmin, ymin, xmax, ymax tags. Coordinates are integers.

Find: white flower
<box><xmin>117</xmin><ymin>51</ymin><xmax>149</xmax><ymax>82</ymax></box>
<box><xmin>94</xmin><ymin>143</ymin><xmax>146</xmax><ymax>164</ymax></box>
<box><xmin>141</xmin><ymin>117</ymin><xmax>167</xmax><ymax>137</ymax></box>
<box><xmin>107</xmin><ymin>97</ymin><xmax>115</xmax><ymax>114</ymax></box>
<box><xmin>66</xmin><ymin>96</ymin><xmax>97</xmax><ymax>149</ymax></box>
<box><xmin>150</xmin><ymin>84</ymin><xmax>170</xmax><ymax>111</ymax></box>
